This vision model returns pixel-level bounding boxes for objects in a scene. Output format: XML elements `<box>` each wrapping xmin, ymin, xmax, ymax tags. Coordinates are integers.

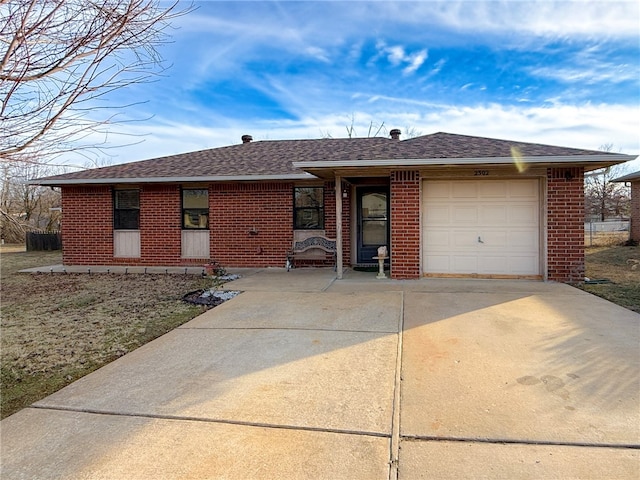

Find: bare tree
<box><xmin>584</xmin><ymin>144</ymin><xmax>630</xmax><ymax>221</ymax></box>
<box><xmin>0</xmin><ymin>161</ymin><xmax>61</xmax><ymax>242</ymax></box>
<box><xmin>0</xmin><ymin>0</ymin><xmax>191</xmax><ymax>166</ymax></box>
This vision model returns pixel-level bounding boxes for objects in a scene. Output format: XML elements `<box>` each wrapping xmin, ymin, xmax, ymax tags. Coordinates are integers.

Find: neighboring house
<box><xmin>32</xmin><ymin>131</ymin><xmax>636</xmax><ymax>283</ymax></box>
<box><xmin>613</xmin><ymin>170</ymin><xmax>640</xmax><ymax>242</ymax></box>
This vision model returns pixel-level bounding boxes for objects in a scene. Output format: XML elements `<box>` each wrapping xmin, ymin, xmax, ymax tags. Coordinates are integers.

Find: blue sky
<box><xmin>82</xmin><ymin>0</ymin><xmax>640</xmax><ymax>171</ymax></box>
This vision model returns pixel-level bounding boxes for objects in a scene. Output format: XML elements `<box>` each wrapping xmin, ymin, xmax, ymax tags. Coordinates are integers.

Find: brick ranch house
<box><xmin>33</xmin><ymin>131</ymin><xmax>635</xmax><ymax>283</ymax></box>
<box><xmin>613</xmin><ymin>170</ymin><xmax>640</xmax><ymax>243</ymax></box>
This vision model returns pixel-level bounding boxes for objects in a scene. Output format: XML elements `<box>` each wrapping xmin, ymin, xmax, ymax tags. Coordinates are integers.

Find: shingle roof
<box><xmin>34</xmin><ymin>132</ymin><xmax>631</xmax><ymax>185</ymax></box>
<box><xmin>612</xmin><ymin>170</ymin><xmax>640</xmax><ymax>183</ymax></box>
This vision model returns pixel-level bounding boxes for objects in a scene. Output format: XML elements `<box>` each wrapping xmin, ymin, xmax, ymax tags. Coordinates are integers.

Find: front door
<box><xmin>357</xmin><ymin>187</ymin><xmax>390</xmax><ymax>264</ymax></box>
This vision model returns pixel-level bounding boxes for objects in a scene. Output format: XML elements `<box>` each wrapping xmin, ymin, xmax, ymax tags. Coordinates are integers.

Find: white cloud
<box><xmin>409</xmin><ymin>0</ymin><xmax>640</xmax><ymax>40</ymax></box>
<box><xmin>403</xmin><ymin>49</ymin><xmax>428</xmax><ymax>75</ymax></box>
<box><xmin>374</xmin><ymin>41</ymin><xmax>428</xmax><ymax>75</ymax></box>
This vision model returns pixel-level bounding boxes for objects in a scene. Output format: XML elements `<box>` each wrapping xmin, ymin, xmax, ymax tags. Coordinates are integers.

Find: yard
<box><xmin>581</xmin><ymin>245</ymin><xmax>640</xmax><ymax>313</ymax></box>
<box><xmin>1</xmin><ymin>244</ymin><xmax>638</xmax><ymax>419</ymax></box>
<box><xmin>0</xmin><ymin>247</ymin><xmax>207</xmax><ymax>419</ymax></box>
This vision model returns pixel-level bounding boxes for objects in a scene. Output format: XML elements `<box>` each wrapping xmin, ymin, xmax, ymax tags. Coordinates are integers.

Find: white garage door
<box><xmin>422</xmin><ymin>179</ymin><xmax>540</xmax><ymax>276</ymax></box>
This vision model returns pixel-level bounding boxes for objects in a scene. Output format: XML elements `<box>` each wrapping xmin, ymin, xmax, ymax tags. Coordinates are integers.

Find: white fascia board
<box><xmin>293</xmin><ymin>154</ymin><xmax>636</xmax><ymax>169</ymax></box>
<box><xmin>612</xmin><ymin>171</ymin><xmax>640</xmax><ymax>182</ymax></box>
<box><xmin>31</xmin><ymin>173</ymin><xmax>316</xmax><ymax>186</ymax></box>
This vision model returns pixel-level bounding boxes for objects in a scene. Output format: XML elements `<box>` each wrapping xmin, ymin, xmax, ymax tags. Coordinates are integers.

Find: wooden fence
<box><xmin>26</xmin><ymin>231</ymin><xmax>62</xmax><ymax>251</ymax></box>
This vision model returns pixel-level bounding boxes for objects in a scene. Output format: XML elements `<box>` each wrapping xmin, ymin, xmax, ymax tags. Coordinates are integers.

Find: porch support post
<box><xmin>335</xmin><ymin>175</ymin><xmax>343</xmax><ymax>279</ymax></box>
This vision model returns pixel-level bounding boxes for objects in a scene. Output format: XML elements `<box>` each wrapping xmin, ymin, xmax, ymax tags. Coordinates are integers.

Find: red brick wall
<box><xmin>631</xmin><ymin>181</ymin><xmax>640</xmax><ymax>242</ymax></box>
<box><xmin>210</xmin><ymin>182</ymin><xmax>293</xmax><ymax>267</ymax></box>
<box><xmin>61</xmin><ymin>182</ymin><xmax>347</xmax><ymax>269</ymax></box>
<box><xmin>138</xmin><ymin>184</ymin><xmax>183</xmax><ymax>265</ymax></box>
<box><xmin>61</xmin><ymin>186</ymin><xmax>113</xmax><ymax>265</ymax></box>
<box><xmin>547</xmin><ymin>167</ymin><xmax>585</xmax><ymax>282</ymax></box>
<box><xmin>390</xmin><ymin>171</ymin><xmax>421</xmax><ymax>279</ymax></box>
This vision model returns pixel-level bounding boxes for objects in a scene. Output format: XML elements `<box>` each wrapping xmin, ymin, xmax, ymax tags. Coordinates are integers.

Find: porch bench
<box><xmin>286</xmin><ymin>235</ymin><xmax>337</xmax><ymax>271</ymax></box>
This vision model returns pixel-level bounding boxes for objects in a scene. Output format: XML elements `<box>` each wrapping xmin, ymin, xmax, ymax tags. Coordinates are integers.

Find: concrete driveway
<box><xmin>1</xmin><ymin>269</ymin><xmax>638</xmax><ymax>479</ymax></box>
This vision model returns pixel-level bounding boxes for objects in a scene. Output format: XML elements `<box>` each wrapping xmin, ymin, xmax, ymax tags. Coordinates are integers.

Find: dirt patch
<box><xmin>0</xmin><ymin>247</ymin><xmax>223</xmax><ymax>418</ymax></box>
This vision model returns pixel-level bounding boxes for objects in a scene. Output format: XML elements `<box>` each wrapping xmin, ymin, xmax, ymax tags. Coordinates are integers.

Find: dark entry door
<box><xmin>357</xmin><ymin>187</ymin><xmax>390</xmax><ymax>264</ymax></box>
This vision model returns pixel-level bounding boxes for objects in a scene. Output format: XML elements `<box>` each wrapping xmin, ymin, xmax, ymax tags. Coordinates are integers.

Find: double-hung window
<box><xmin>114</xmin><ymin>190</ymin><xmax>140</xmax><ymax>230</ymax></box>
<box><xmin>182</xmin><ymin>189</ymin><xmax>209</xmax><ymax>229</ymax></box>
<box><xmin>294</xmin><ymin>187</ymin><xmax>324</xmax><ymax>229</ymax></box>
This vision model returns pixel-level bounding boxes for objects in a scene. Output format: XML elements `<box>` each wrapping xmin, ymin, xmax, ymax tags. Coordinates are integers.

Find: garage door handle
<box><xmin>478</xmin><ymin>236</ymin><xmax>484</xmax><ymax>244</ymax></box>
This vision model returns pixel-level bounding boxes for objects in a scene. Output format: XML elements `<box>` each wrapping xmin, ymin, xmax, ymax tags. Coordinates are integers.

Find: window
<box><xmin>182</xmin><ymin>189</ymin><xmax>209</xmax><ymax>229</ymax></box>
<box><xmin>294</xmin><ymin>187</ymin><xmax>324</xmax><ymax>229</ymax></box>
<box><xmin>114</xmin><ymin>189</ymin><xmax>139</xmax><ymax>230</ymax></box>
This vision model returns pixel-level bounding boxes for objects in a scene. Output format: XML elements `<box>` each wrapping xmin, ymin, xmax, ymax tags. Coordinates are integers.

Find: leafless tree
<box><xmin>0</xmin><ymin>0</ymin><xmax>191</xmax><ymax>167</ymax></box>
<box><xmin>584</xmin><ymin>144</ymin><xmax>630</xmax><ymax>221</ymax></box>
<box><xmin>1</xmin><ymin>161</ymin><xmax>61</xmax><ymax>242</ymax></box>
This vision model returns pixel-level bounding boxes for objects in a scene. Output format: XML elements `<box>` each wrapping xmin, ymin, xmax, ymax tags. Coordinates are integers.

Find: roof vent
<box><xmin>390</xmin><ymin>129</ymin><xmax>401</xmax><ymax>140</ymax></box>
<box><xmin>241</xmin><ymin>135</ymin><xmax>253</xmax><ymax>144</ymax></box>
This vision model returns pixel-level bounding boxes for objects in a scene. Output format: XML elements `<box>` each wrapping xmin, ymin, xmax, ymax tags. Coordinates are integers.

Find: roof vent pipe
<box><xmin>241</xmin><ymin>135</ymin><xmax>253</xmax><ymax>143</ymax></box>
<box><xmin>390</xmin><ymin>129</ymin><xmax>401</xmax><ymax>140</ymax></box>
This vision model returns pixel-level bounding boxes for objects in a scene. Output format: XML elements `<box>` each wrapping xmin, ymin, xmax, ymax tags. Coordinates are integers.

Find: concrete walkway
<box><xmin>1</xmin><ymin>268</ymin><xmax>638</xmax><ymax>479</ymax></box>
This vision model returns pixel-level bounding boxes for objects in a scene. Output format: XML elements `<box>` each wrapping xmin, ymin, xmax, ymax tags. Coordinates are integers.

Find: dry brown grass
<box><xmin>1</xmin><ymin>246</ymin><xmax>207</xmax><ymax>418</ymax></box>
<box><xmin>584</xmin><ymin>231</ymin><xmax>630</xmax><ymax>247</ymax></box>
<box><xmin>581</xmin><ymin>245</ymin><xmax>640</xmax><ymax>313</ymax></box>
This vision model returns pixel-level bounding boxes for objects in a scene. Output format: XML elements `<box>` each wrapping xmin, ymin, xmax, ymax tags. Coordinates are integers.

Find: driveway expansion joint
<box><xmin>28</xmin><ymin>405</ymin><xmax>391</xmax><ymax>440</ymax></box>
<box><xmin>177</xmin><ymin>326</ymin><xmax>399</xmax><ymax>334</ymax></box>
<box><xmin>401</xmin><ymin>435</ymin><xmax>640</xmax><ymax>450</ymax></box>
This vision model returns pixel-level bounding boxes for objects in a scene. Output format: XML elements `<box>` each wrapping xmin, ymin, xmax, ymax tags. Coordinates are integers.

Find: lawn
<box><xmin>0</xmin><ymin>247</ymin><xmax>208</xmax><ymax>419</ymax></box>
<box><xmin>581</xmin><ymin>245</ymin><xmax>640</xmax><ymax>313</ymax></box>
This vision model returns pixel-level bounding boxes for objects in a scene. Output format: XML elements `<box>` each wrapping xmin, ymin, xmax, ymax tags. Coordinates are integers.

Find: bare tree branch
<box><xmin>0</xmin><ymin>0</ymin><xmax>192</xmax><ymax>166</ymax></box>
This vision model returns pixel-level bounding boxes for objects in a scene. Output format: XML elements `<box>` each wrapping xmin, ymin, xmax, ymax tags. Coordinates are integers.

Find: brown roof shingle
<box><xmin>34</xmin><ymin>132</ymin><xmax>629</xmax><ymax>184</ymax></box>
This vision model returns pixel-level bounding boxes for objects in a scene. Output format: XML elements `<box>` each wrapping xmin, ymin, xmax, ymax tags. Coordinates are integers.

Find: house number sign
<box><xmin>474</xmin><ymin>170</ymin><xmax>490</xmax><ymax>176</ymax></box>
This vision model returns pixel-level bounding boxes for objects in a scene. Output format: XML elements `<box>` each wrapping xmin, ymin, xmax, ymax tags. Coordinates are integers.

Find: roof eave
<box><xmin>294</xmin><ymin>154</ymin><xmax>635</xmax><ymax>177</ymax></box>
<box><xmin>31</xmin><ymin>173</ymin><xmax>316</xmax><ymax>186</ymax></box>
<box><xmin>294</xmin><ymin>154</ymin><xmax>635</xmax><ymax>169</ymax></box>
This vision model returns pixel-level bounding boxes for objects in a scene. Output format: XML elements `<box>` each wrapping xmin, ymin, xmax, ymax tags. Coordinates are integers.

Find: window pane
<box><xmin>183</xmin><ymin>189</ymin><xmax>208</xmax><ymax>208</ymax></box>
<box><xmin>115</xmin><ymin>190</ymin><xmax>139</xmax><ymax>209</ymax></box>
<box><xmin>183</xmin><ymin>209</ymin><xmax>209</xmax><ymax>229</ymax></box>
<box><xmin>295</xmin><ymin>208</ymin><xmax>323</xmax><ymax>229</ymax></box>
<box><xmin>114</xmin><ymin>190</ymin><xmax>139</xmax><ymax>230</ymax></box>
<box><xmin>115</xmin><ymin>210</ymin><xmax>139</xmax><ymax>230</ymax></box>
<box><xmin>295</xmin><ymin>187</ymin><xmax>322</xmax><ymax>208</ymax></box>
<box><xmin>294</xmin><ymin>187</ymin><xmax>324</xmax><ymax>230</ymax></box>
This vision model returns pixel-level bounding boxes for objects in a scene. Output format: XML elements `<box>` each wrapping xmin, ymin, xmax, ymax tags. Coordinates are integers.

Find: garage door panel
<box><xmin>424</xmin><ymin>205</ymin><xmax>451</xmax><ymax>224</ymax></box>
<box><xmin>480</xmin><ymin>205</ymin><xmax>507</xmax><ymax>223</ymax></box>
<box><xmin>452</xmin><ymin>182</ymin><xmax>478</xmax><ymax>198</ymax></box>
<box><xmin>477</xmin><ymin>256</ymin><xmax>509</xmax><ymax>273</ymax></box>
<box><xmin>423</xmin><ymin>179</ymin><xmax>540</xmax><ymax>276</ymax></box>
<box><xmin>480</xmin><ymin>231</ymin><xmax>508</xmax><ymax>247</ymax></box>
<box><xmin>424</xmin><ymin>255</ymin><xmax>450</xmax><ymax>272</ymax></box>
<box><xmin>453</xmin><ymin>206</ymin><xmax>478</xmax><ymax>223</ymax></box>
<box><xmin>452</xmin><ymin>232</ymin><xmax>480</xmax><ymax>248</ymax></box>
<box><xmin>509</xmin><ymin>255</ymin><xmax>539</xmax><ymax>274</ymax></box>
<box><xmin>479</xmin><ymin>180</ymin><xmax>508</xmax><ymax>198</ymax></box>
<box><xmin>509</xmin><ymin>180</ymin><xmax>538</xmax><ymax>197</ymax></box>
<box><xmin>508</xmin><ymin>204</ymin><xmax>538</xmax><ymax>224</ymax></box>
<box><xmin>452</xmin><ymin>256</ymin><xmax>478</xmax><ymax>273</ymax></box>
<box><xmin>424</xmin><ymin>182</ymin><xmax>450</xmax><ymax>198</ymax></box>
<box><xmin>424</xmin><ymin>230</ymin><xmax>450</xmax><ymax>247</ymax></box>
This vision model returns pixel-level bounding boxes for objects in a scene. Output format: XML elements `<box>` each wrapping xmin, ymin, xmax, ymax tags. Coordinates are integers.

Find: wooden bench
<box><xmin>286</xmin><ymin>235</ymin><xmax>337</xmax><ymax>271</ymax></box>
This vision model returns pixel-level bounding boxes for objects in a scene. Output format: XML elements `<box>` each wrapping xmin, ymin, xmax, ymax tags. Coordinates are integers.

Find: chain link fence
<box><xmin>584</xmin><ymin>221</ymin><xmax>630</xmax><ymax>246</ymax></box>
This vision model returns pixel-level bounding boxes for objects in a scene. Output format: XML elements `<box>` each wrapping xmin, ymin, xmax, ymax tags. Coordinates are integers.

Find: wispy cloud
<box><xmin>372</xmin><ymin>41</ymin><xmax>428</xmax><ymax>75</ymax></box>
